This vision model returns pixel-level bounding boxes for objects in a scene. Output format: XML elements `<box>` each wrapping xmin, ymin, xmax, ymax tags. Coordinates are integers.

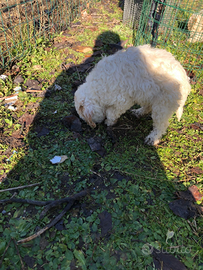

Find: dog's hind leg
<box><xmin>131</xmin><ymin>106</ymin><xmax>151</xmax><ymax>118</ymax></box>
<box><xmin>145</xmin><ymin>104</ymin><xmax>175</xmax><ymax>145</ymax></box>
<box><xmin>176</xmin><ymin>106</ymin><xmax>183</xmax><ymax>121</ymax></box>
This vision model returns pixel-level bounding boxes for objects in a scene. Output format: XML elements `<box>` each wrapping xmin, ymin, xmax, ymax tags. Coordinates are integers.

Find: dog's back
<box><xmin>127</xmin><ymin>45</ymin><xmax>191</xmax><ymax>119</ymax></box>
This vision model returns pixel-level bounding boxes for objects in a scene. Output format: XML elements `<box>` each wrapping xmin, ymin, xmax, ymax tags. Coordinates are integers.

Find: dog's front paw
<box><xmin>131</xmin><ymin>108</ymin><xmax>142</xmax><ymax>118</ymax></box>
<box><xmin>145</xmin><ymin>135</ymin><xmax>160</xmax><ymax>146</ymax></box>
<box><xmin>105</xmin><ymin>118</ymin><xmax>117</xmax><ymax>126</ymax></box>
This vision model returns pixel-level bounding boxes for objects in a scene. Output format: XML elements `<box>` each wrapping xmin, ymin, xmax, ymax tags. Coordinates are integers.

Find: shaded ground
<box><xmin>0</xmin><ymin>0</ymin><xmax>203</xmax><ymax>269</ymax></box>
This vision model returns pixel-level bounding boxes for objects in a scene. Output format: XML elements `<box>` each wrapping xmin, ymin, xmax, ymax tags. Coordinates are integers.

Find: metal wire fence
<box><xmin>0</xmin><ymin>0</ymin><xmax>97</xmax><ymax>69</ymax></box>
<box><xmin>124</xmin><ymin>0</ymin><xmax>203</xmax><ymax>79</ymax></box>
<box><xmin>1</xmin><ymin>0</ymin><xmax>203</xmax><ymax>79</ymax></box>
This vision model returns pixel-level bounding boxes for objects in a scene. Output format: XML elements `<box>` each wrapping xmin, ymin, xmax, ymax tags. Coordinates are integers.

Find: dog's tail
<box><xmin>176</xmin><ymin>77</ymin><xmax>191</xmax><ymax>121</ymax></box>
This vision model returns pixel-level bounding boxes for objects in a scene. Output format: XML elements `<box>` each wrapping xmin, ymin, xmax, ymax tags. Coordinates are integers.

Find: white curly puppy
<box><xmin>74</xmin><ymin>45</ymin><xmax>191</xmax><ymax>145</ymax></box>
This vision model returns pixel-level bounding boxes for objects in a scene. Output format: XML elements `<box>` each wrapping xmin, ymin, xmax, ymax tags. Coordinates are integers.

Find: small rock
<box><xmin>54</xmin><ymin>84</ymin><xmax>62</xmax><ymax>91</ymax></box>
<box><xmin>24</xmin><ymin>79</ymin><xmax>41</xmax><ymax>90</ymax></box>
<box><xmin>169</xmin><ymin>199</ymin><xmax>197</xmax><ymax>219</ymax></box>
<box><xmin>33</xmin><ymin>65</ymin><xmax>42</xmax><ymax>70</ymax></box>
<box><xmin>35</xmin><ymin>126</ymin><xmax>50</xmax><ymax>137</ymax></box>
<box><xmin>13</xmin><ymin>75</ymin><xmax>24</xmax><ymax>84</ymax></box>
<box><xmin>87</xmin><ymin>137</ymin><xmax>102</xmax><ymax>152</ymax></box>
<box><xmin>62</xmin><ymin>115</ymin><xmax>82</xmax><ymax>132</ymax></box>
<box><xmin>87</xmin><ymin>137</ymin><xmax>106</xmax><ymax>157</ymax></box>
<box><xmin>0</xmin><ymin>75</ymin><xmax>8</xmax><ymax>81</ymax></box>
<box><xmin>71</xmin><ymin>118</ymin><xmax>82</xmax><ymax>132</ymax></box>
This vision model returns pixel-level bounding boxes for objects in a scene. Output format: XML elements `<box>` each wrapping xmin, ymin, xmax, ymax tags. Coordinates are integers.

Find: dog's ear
<box><xmin>79</xmin><ymin>102</ymin><xmax>96</xmax><ymax>128</ymax></box>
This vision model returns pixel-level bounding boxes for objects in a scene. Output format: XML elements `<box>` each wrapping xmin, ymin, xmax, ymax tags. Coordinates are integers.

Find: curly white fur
<box><xmin>74</xmin><ymin>45</ymin><xmax>191</xmax><ymax>145</ymax></box>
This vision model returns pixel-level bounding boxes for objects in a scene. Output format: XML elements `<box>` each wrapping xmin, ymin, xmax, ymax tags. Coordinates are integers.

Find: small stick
<box><xmin>0</xmin><ymin>197</ymin><xmax>53</xmax><ymax>206</ymax></box>
<box><xmin>118</xmin><ymin>170</ymin><xmax>163</xmax><ymax>180</ymax></box>
<box><xmin>0</xmin><ymin>94</ymin><xmax>18</xmax><ymax>101</ymax></box>
<box><xmin>0</xmin><ymin>238</ymin><xmax>12</xmax><ymax>267</ymax></box>
<box><xmin>0</xmin><ymin>182</ymin><xmax>41</xmax><ymax>193</ymax></box>
<box><xmin>26</xmin><ymin>89</ymin><xmax>43</xmax><ymax>93</ymax></box>
<box><xmin>13</xmin><ymin>239</ymin><xmax>25</xmax><ymax>270</ymax></box>
<box><xmin>39</xmin><ymin>190</ymin><xmax>88</xmax><ymax>218</ymax></box>
<box><xmin>76</xmin><ymin>67</ymin><xmax>81</xmax><ymax>81</ymax></box>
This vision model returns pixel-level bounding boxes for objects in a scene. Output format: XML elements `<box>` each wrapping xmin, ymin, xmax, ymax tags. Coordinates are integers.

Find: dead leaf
<box><xmin>72</xmin><ymin>45</ymin><xmax>93</xmax><ymax>53</ymax></box>
<box><xmin>86</xmin><ymin>26</ymin><xmax>98</xmax><ymax>32</ymax></box>
<box><xmin>0</xmin><ymin>173</ymin><xmax>7</xmax><ymax>183</ymax></box>
<box><xmin>84</xmin><ymin>54</ymin><xmax>92</xmax><ymax>58</ymax></box>
<box><xmin>169</xmin><ymin>199</ymin><xmax>197</xmax><ymax>219</ymax></box>
<box><xmin>99</xmin><ymin>211</ymin><xmax>112</xmax><ymax>237</ymax></box>
<box><xmin>18</xmin><ymin>113</ymin><xmax>35</xmax><ymax>127</ymax></box>
<box><xmin>199</xmin><ymin>88</ymin><xmax>203</xmax><ymax>96</ymax></box>
<box><xmin>190</xmin><ymin>166</ymin><xmax>203</xmax><ymax>174</ymax></box>
<box><xmin>188</xmin><ymin>185</ymin><xmax>203</xmax><ymax>202</ymax></box>
<box><xmin>33</xmin><ymin>65</ymin><xmax>43</xmax><ymax>70</ymax></box>
<box><xmin>190</xmin><ymin>122</ymin><xmax>203</xmax><ymax>130</ymax></box>
<box><xmin>12</xmin><ymin>131</ymin><xmax>24</xmax><ymax>139</ymax></box>
<box><xmin>81</xmin><ymin>9</ymin><xmax>88</xmax><ymax>18</ymax></box>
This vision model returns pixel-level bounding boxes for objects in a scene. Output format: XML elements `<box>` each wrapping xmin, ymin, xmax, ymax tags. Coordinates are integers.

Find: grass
<box><xmin>0</xmin><ymin>0</ymin><xmax>203</xmax><ymax>269</ymax></box>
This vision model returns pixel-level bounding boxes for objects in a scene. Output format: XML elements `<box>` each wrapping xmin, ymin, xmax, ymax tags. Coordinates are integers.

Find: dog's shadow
<box><xmin>60</xmin><ymin>31</ymin><xmax>153</xmax><ymax>143</ymax></box>
<box><xmin>1</xmin><ymin>30</ymin><xmax>194</xmax><ymax>270</ymax></box>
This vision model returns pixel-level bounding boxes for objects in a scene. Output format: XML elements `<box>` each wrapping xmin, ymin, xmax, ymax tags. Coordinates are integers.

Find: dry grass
<box><xmin>0</xmin><ymin>0</ymin><xmax>89</xmax><ymax>67</ymax></box>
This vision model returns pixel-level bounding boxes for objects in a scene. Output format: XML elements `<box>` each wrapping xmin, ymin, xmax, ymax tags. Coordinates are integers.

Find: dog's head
<box><xmin>74</xmin><ymin>84</ymin><xmax>97</xmax><ymax>128</ymax></box>
<box><xmin>74</xmin><ymin>98</ymin><xmax>96</xmax><ymax>128</ymax></box>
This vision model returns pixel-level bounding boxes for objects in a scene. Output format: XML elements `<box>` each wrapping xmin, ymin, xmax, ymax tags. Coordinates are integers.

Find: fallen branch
<box><xmin>18</xmin><ymin>200</ymin><xmax>74</xmax><ymax>244</ymax></box>
<box><xmin>0</xmin><ymin>182</ymin><xmax>41</xmax><ymax>193</ymax></box>
<box><xmin>14</xmin><ymin>190</ymin><xmax>89</xmax><ymax>244</ymax></box>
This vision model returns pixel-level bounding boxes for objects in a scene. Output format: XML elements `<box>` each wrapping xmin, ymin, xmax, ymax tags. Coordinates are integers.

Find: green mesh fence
<box><xmin>0</xmin><ymin>0</ymin><xmax>97</xmax><ymax>69</ymax></box>
<box><xmin>125</xmin><ymin>0</ymin><xmax>203</xmax><ymax>80</ymax></box>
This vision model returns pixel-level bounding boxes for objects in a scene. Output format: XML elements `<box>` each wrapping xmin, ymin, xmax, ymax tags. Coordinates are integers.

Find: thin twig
<box><xmin>0</xmin><ymin>182</ymin><xmax>41</xmax><ymax>193</ymax></box>
<box><xmin>76</xmin><ymin>67</ymin><xmax>81</xmax><ymax>81</ymax></box>
<box><xmin>26</xmin><ymin>89</ymin><xmax>43</xmax><ymax>93</ymax></box>
<box><xmin>0</xmin><ymin>197</ymin><xmax>54</xmax><ymax>206</ymax></box>
<box><xmin>118</xmin><ymin>170</ymin><xmax>164</xmax><ymax>180</ymax></box>
<box><xmin>0</xmin><ymin>238</ymin><xmax>12</xmax><ymax>267</ymax></box>
<box><xmin>13</xmin><ymin>239</ymin><xmax>25</xmax><ymax>270</ymax></box>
